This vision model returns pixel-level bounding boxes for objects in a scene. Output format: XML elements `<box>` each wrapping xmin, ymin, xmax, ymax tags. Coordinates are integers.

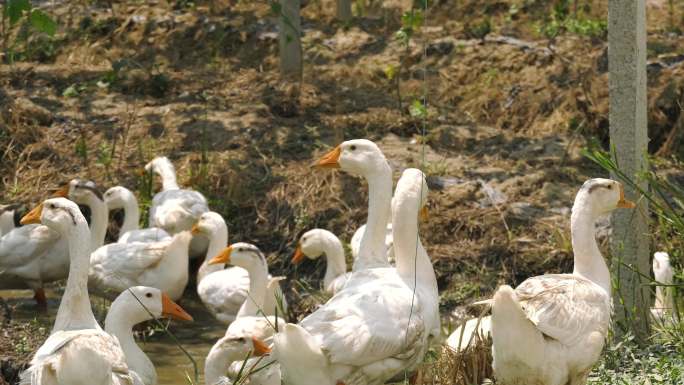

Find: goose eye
<box><xmin>48</xmin><ymin>203</ymin><xmax>55</xmax><ymax>209</ymax></box>
<box><xmin>606</xmin><ymin>184</ymin><xmax>613</xmax><ymax>190</ymax></box>
<box><xmin>350</xmin><ymin>145</ymin><xmax>356</xmax><ymax>151</ymax></box>
<box><xmin>237</xmin><ymin>337</ymin><xmax>245</xmax><ymax>343</ymax></box>
<box><xmin>239</xmin><ymin>248</ymin><xmax>244</xmax><ymax>252</ymax></box>
<box><xmin>145</xmin><ymin>292</ymin><xmax>152</xmax><ymax>298</ymax></box>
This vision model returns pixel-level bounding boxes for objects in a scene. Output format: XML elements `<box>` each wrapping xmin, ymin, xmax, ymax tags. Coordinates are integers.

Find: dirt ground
<box><xmin>1</xmin><ymin>0</ymin><xmax>683</xmax><ymax>382</ymax></box>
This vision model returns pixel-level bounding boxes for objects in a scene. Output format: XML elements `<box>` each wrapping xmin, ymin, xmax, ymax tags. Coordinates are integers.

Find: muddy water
<box><xmin>5</xmin><ymin>287</ymin><xmax>226</xmax><ymax>385</ymax></box>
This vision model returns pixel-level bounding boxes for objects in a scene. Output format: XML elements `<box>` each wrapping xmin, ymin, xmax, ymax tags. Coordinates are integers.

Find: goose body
<box><xmin>195</xmin><ymin>213</ymin><xmax>287</xmax><ymax>323</ymax></box>
<box><xmin>105</xmin><ymin>286</ymin><xmax>193</xmax><ymax>385</ymax></box>
<box><xmin>104</xmin><ymin>186</ymin><xmax>170</xmax><ymax>244</ymax></box>
<box><xmin>89</xmin><ymin>231</ymin><xmax>192</xmax><ymax>300</ymax></box>
<box><xmin>19</xmin><ymin>198</ymin><xmax>134</xmax><ymax>385</ymax></box>
<box><xmin>651</xmin><ymin>251</ymin><xmax>674</xmax><ymax>322</ymax></box>
<box><xmin>205</xmin><ymin>243</ymin><xmax>286</xmax><ymax>385</ymax></box>
<box><xmin>488</xmin><ymin>178</ymin><xmax>635</xmax><ymax>385</ymax></box>
<box><xmin>293</xmin><ymin>229</ymin><xmax>350</xmax><ymax>294</ymax></box>
<box><xmin>274</xmin><ymin>159</ymin><xmax>436</xmax><ymax>385</ymax></box>
<box><xmin>145</xmin><ymin>156</ymin><xmax>209</xmax><ymax>258</ymax></box>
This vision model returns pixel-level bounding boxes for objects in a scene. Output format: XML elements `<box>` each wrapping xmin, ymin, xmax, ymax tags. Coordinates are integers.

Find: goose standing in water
<box><xmin>20</xmin><ymin>198</ymin><xmax>133</xmax><ymax>385</ymax></box>
<box><xmin>0</xmin><ymin>181</ymin><xmax>98</xmax><ymax>306</ymax></box>
<box><xmin>485</xmin><ymin>178</ymin><xmax>635</xmax><ymax>385</ymax></box>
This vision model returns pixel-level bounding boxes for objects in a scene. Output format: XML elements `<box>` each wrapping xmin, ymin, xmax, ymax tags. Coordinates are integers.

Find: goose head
<box><xmin>292</xmin><ymin>229</ymin><xmax>330</xmax><ymax>264</ymax></box>
<box><xmin>393</xmin><ymin>168</ymin><xmax>430</xmax><ymax>220</ymax></box>
<box><xmin>103</xmin><ymin>186</ymin><xmax>135</xmax><ymax>210</ymax></box>
<box><xmin>573</xmin><ymin>178</ymin><xmax>636</xmax><ymax>218</ymax></box>
<box><xmin>68</xmin><ymin>178</ymin><xmax>103</xmax><ymax>204</ymax></box>
<box><xmin>191</xmin><ymin>211</ymin><xmax>225</xmax><ymax>237</ymax></box>
<box><xmin>20</xmin><ymin>197</ymin><xmax>85</xmax><ymax>233</ymax></box>
<box><xmin>113</xmin><ymin>286</ymin><xmax>193</xmax><ymax>324</ymax></box>
<box><xmin>209</xmin><ymin>242</ymin><xmax>267</xmax><ymax>271</ymax></box>
<box><xmin>214</xmin><ymin>334</ymin><xmax>272</xmax><ymax>360</ymax></box>
<box><xmin>314</xmin><ymin>139</ymin><xmax>389</xmax><ymax>177</ymax></box>
<box><xmin>144</xmin><ymin>156</ymin><xmax>175</xmax><ymax>175</ymax></box>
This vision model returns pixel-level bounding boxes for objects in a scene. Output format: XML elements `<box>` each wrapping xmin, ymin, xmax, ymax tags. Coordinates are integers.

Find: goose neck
<box><xmin>320</xmin><ymin>233</ymin><xmax>347</xmax><ymax>289</ymax></box>
<box><xmin>85</xmin><ymin>195</ymin><xmax>108</xmax><ymax>252</ymax></box>
<box><xmin>392</xmin><ymin>197</ymin><xmax>433</xmax><ymax>285</ymax></box>
<box><xmin>156</xmin><ymin>162</ymin><xmax>180</xmax><ymax>191</ymax></box>
<box><xmin>198</xmin><ymin>226</ymin><xmax>229</xmax><ymax>283</ymax></box>
<box><xmin>353</xmin><ymin>164</ymin><xmax>393</xmax><ymax>271</ymax></box>
<box><xmin>118</xmin><ymin>195</ymin><xmax>141</xmax><ymax>238</ymax></box>
<box><xmin>570</xmin><ymin>207</ymin><xmax>610</xmax><ymax>293</ymax></box>
<box><xmin>237</xmin><ymin>263</ymin><xmax>268</xmax><ymax>318</ymax></box>
<box><xmin>53</xmin><ymin>218</ymin><xmax>99</xmax><ymax>333</ymax></box>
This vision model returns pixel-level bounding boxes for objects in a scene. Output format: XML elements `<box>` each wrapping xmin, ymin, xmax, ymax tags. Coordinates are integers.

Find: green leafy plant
<box><xmin>391</xmin><ymin>5</ymin><xmax>425</xmax><ymax>113</ymax></box>
<box><xmin>2</xmin><ymin>0</ymin><xmax>57</xmax><ymax>62</ymax></box>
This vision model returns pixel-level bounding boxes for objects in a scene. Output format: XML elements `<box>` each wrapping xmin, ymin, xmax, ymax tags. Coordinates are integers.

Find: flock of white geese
<box><xmin>0</xmin><ymin>138</ymin><xmax>675</xmax><ymax>385</ymax></box>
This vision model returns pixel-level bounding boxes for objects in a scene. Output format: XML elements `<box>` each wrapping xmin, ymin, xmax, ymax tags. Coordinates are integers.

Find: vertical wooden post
<box><xmin>337</xmin><ymin>0</ymin><xmax>352</xmax><ymax>22</ymax></box>
<box><xmin>608</xmin><ymin>0</ymin><xmax>650</xmax><ymax>341</ymax></box>
<box><xmin>279</xmin><ymin>0</ymin><xmax>302</xmax><ymax>79</ymax></box>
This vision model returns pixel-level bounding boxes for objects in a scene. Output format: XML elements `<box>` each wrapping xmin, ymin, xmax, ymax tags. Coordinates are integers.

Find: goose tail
<box><xmin>273</xmin><ymin>323</ymin><xmax>332</xmax><ymax>385</ymax></box>
<box><xmin>491</xmin><ymin>285</ymin><xmax>544</xmax><ymax>370</ymax></box>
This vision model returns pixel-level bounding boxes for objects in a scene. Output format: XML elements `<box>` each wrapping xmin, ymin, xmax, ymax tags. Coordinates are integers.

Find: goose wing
<box><xmin>515</xmin><ymin>274</ymin><xmax>612</xmax><ymax>346</ymax></box>
<box><xmin>300</xmin><ymin>272</ymin><xmax>425</xmax><ymax>367</ymax></box>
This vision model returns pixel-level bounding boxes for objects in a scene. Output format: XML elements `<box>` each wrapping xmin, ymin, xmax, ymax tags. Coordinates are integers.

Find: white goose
<box><xmin>207</xmin><ymin>243</ymin><xmax>287</xmax><ymax>333</ymax></box>
<box><xmin>273</xmin><ymin>167</ymin><xmax>437</xmax><ymax>385</ymax></box>
<box><xmin>0</xmin><ymin>181</ymin><xmax>102</xmax><ymax>306</ymax></box>
<box><xmin>145</xmin><ymin>156</ymin><xmax>209</xmax><ymax>257</ymax></box>
<box><xmin>204</xmin><ymin>333</ymin><xmax>273</xmax><ymax>385</ymax></box>
<box><xmin>651</xmin><ymin>251</ymin><xmax>674</xmax><ymax>322</ymax></box>
<box><xmin>486</xmin><ymin>178</ymin><xmax>635</xmax><ymax>385</ymax></box>
<box><xmin>293</xmin><ymin>229</ymin><xmax>350</xmax><ymax>294</ymax></box>
<box><xmin>103</xmin><ymin>186</ymin><xmax>170</xmax><ymax>243</ymax></box>
<box><xmin>0</xmin><ymin>203</ymin><xmax>22</xmax><ymax>236</ymax></box>
<box><xmin>105</xmin><ymin>286</ymin><xmax>193</xmax><ymax>385</ymax></box>
<box><xmin>19</xmin><ymin>197</ymin><xmax>133</xmax><ymax>385</ymax></box>
<box><xmin>205</xmin><ymin>243</ymin><xmax>287</xmax><ymax>385</ymax></box>
<box><xmin>194</xmin><ymin>213</ymin><xmax>287</xmax><ymax>323</ymax></box>
<box><xmin>315</xmin><ymin>139</ymin><xmax>393</xmax><ymax>272</ymax></box>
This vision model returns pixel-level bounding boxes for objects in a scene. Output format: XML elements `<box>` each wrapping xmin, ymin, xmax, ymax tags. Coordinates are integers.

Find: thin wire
<box><xmin>405</xmin><ymin>0</ymin><xmax>429</xmax><ymax>348</ymax></box>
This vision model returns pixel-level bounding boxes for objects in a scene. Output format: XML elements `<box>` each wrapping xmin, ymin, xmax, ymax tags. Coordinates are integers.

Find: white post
<box><xmin>278</xmin><ymin>0</ymin><xmax>302</xmax><ymax>79</ymax></box>
<box><xmin>337</xmin><ymin>0</ymin><xmax>352</xmax><ymax>22</ymax></box>
<box><xmin>608</xmin><ymin>0</ymin><xmax>650</xmax><ymax>341</ymax></box>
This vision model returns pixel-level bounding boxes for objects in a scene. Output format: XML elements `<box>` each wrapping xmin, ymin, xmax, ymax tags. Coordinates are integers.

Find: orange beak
<box><xmin>251</xmin><ymin>337</ymin><xmax>272</xmax><ymax>356</ymax></box>
<box><xmin>617</xmin><ymin>184</ymin><xmax>636</xmax><ymax>209</ymax></box>
<box><xmin>191</xmin><ymin>222</ymin><xmax>201</xmax><ymax>235</ymax></box>
<box><xmin>161</xmin><ymin>293</ymin><xmax>193</xmax><ymax>321</ymax></box>
<box><xmin>419</xmin><ymin>206</ymin><xmax>429</xmax><ymax>222</ymax></box>
<box><xmin>314</xmin><ymin>145</ymin><xmax>341</xmax><ymax>169</ymax></box>
<box><xmin>292</xmin><ymin>245</ymin><xmax>305</xmax><ymax>264</ymax></box>
<box><xmin>20</xmin><ymin>204</ymin><xmax>43</xmax><ymax>225</ymax></box>
<box><xmin>52</xmin><ymin>185</ymin><xmax>70</xmax><ymax>198</ymax></box>
<box><xmin>208</xmin><ymin>246</ymin><xmax>232</xmax><ymax>265</ymax></box>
